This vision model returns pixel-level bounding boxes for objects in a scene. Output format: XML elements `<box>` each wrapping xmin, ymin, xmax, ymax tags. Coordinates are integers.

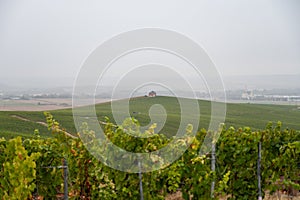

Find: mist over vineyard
<box><xmin>1</xmin><ymin>0</ymin><xmax>300</xmax><ymax>199</ymax></box>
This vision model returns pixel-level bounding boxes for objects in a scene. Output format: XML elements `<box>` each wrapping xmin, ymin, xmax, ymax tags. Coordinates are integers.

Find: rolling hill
<box><xmin>0</xmin><ymin>96</ymin><xmax>299</xmax><ymax>138</ymax></box>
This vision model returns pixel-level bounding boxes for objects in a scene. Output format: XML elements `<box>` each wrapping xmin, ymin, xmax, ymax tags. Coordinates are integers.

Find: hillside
<box><xmin>0</xmin><ymin>96</ymin><xmax>300</xmax><ymax>138</ymax></box>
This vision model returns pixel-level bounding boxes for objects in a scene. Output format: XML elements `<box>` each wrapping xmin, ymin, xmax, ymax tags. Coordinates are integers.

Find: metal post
<box><xmin>138</xmin><ymin>160</ymin><xmax>144</xmax><ymax>200</ymax></box>
<box><xmin>257</xmin><ymin>142</ymin><xmax>262</xmax><ymax>200</ymax></box>
<box><xmin>211</xmin><ymin>142</ymin><xmax>216</xmax><ymax>198</ymax></box>
<box><xmin>63</xmin><ymin>158</ymin><xmax>68</xmax><ymax>200</ymax></box>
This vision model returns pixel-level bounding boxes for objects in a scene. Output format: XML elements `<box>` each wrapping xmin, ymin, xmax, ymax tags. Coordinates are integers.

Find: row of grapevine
<box><xmin>217</xmin><ymin>122</ymin><xmax>300</xmax><ymax>199</ymax></box>
<box><xmin>0</xmin><ymin>113</ymin><xmax>299</xmax><ymax>199</ymax></box>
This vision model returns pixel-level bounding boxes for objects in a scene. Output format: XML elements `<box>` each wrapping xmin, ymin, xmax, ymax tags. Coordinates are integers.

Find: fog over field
<box><xmin>0</xmin><ymin>0</ymin><xmax>299</xmax><ymax>94</ymax></box>
<box><xmin>1</xmin><ymin>74</ymin><xmax>300</xmax><ymax>93</ymax></box>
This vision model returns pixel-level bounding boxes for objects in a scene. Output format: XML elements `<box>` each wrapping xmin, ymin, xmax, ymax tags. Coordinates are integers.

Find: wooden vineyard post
<box><xmin>63</xmin><ymin>158</ymin><xmax>68</xmax><ymax>200</ymax></box>
<box><xmin>257</xmin><ymin>142</ymin><xmax>262</xmax><ymax>200</ymax></box>
<box><xmin>211</xmin><ymin>142</ymin><xmax>216</xmax><ymax>198</ymax></box>
<box><xmin>138</xmin><ymin>160</ymin><xmax>144</xmax><ymax>200</ymax></box>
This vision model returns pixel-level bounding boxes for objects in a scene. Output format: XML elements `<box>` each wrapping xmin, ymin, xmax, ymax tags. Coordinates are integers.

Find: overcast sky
<box><xmin>0</xmin><ymin>0</ymin><xmax>299</xmax><ymax>88</ymax></box>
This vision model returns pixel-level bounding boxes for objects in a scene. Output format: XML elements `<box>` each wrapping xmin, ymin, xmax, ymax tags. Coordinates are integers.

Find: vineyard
<box><xmin>0</xmin><ymin>112</ymin><xmax>299</xmax><ymax>199</ymax></box>
<box><xmin>1</xmin><ymin>96</ymin><xmax>300</xmax><ymax>139</ymax></box>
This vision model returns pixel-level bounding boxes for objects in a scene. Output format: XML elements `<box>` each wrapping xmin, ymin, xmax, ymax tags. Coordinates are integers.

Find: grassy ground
<box><xmin>0</xmin><ymin>96</ymin><xmax>299</xmax><ymax>138</ymax></box>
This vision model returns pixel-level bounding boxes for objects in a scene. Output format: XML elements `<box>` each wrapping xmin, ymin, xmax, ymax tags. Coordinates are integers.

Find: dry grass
<box><xmin>0</xmin><ymin>98</ymin><xmax>111</xmax><ymax>111</ymax></box>
<box><xmin>165</xmin><ymin>191</ymin><xmax>300</xmax><ymax>200</ymax></box>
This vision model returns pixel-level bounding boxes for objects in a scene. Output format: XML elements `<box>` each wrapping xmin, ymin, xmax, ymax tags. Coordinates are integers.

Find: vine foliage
<box><xmin>0</xmin><ymin>113</ymin><xmax>299</xmax><ymax>199</ymax></box>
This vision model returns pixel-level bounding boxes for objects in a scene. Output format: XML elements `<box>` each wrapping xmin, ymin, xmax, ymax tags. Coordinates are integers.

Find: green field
<box><xmin>0</xmin><ymin>96</ymin><xmax>300</xmax><ymax>138</ymax></box>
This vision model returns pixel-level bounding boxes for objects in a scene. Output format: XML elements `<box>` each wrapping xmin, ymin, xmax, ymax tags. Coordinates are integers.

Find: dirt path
<box><xmin>10</xmin><ymin>115</ymin><xmax>77</xmax><ymax>139</ymax></box>
<box><xmin>10</xmin><ymin>115</ymin><xmax>30</xmax><ymax>122</ymax></box>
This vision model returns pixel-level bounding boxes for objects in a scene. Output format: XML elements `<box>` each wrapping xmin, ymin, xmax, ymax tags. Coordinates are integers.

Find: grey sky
<box><xmin>0</xmin><ymin>0</ymin><xmax>299</xmax><ymax>88</ymax></box>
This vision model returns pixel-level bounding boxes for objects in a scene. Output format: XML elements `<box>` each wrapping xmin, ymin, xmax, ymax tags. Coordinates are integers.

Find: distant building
<box><xmin>148</xmin><ymin>91</ymin><xmax>157</xmax><ymax>97</ymax></box>
<box><xmin>241</xmin><ymin>90</ymin><xmax>253</xmax><ymax>100</ymax></box>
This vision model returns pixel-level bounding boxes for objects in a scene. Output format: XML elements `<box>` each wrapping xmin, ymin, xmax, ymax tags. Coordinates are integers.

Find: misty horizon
<box><xmin>1</xmin><ymin>74</ymin><xmax>300</xmax><ymax>93</ymax></box>
<box><xmin>0</xmin><ymin>1</ymin><xmax>299</xmax><ymax>94</ymax></box>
